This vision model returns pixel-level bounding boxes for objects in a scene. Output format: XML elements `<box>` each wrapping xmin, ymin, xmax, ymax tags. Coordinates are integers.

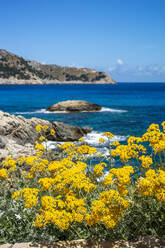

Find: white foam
<box><xmin>15</xmin><ymin>109</ymin><xmax>52</xmax><ymax>115</ymax></box>
<box><xmin>83</xmin><ymin>131</ymin><xmax>128</xmax><ymax>146</ymax></box>
<box><xmin>15</xmin><ymin>107</ymin><xmax>127</xmax><ymax>115</ymax></box>
<box><xmin>100</xmin><ymin>107</ymin><xmax>127</xmax><ymax>113</ymax></box>
<box><xmin>43</xmin><ymin>131</ymin><xmax>128</xmax><ymax>157</ymax></box>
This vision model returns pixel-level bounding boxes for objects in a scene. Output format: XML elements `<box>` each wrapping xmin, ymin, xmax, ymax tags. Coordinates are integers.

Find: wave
<box><xmin>44</xmin><ymin>131</ymin><xmax>128</xmax><ymax>156</ymax></box>
<box><xmin>15</xmin><ymin>107</ymin><xmax>127</xmax><ymax>115</ymax></box>
<box><xmin>100</xmin><ymin>107</ymin><xmax>127</xmax><ymax>113</ymax></box>
<box><xmin>83</xmin><ymin>131</ymin><xmax>128</xmax><ymax>146</ymax></box>
<box><xmin>15</xmin><ymin>109</ymin><xmax>53</xmax><ymax>115</ymax></box>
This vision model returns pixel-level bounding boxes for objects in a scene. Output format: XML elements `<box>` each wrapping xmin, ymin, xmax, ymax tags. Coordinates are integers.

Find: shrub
<box><xmin>0</xmin><ymin>123</ymin><xmax>165</xmax><ymax>243</ymax></box>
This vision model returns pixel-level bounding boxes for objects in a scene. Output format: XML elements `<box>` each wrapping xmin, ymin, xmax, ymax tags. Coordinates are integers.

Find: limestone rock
<box><xmin>49</xmin><ymin>121</ymin><xmax>92</xmax><ymax>141</ymax></box>
<box><xmin>47</xmin><ymin>100</ymin><xmax>101</xmax><ymax>112</ymax></box>
<box><xmin>0</xmin><ymin>110</ymin><xmax>92</xmax><ymax>158</ymax></box>
<box><xmin>0</xmin><ymin>111</ymin><xmax>51</xmax><ymax>146</ymax></box>
<box><xmin>0</xmin><ymin>136</ymin><xmax>6</xmax><ymax>148</ymax></box>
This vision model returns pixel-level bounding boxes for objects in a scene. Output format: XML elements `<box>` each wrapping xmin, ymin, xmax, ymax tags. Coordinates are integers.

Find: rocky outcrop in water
<box><xmin>47</xmin><ymin>100</ymin><xmax>101</xmax><ymax>112</ymax></box>
<box><xmin>0</xmin><ymin>111</ymin><xmax>92</xmax><ymax>158</ymax></box>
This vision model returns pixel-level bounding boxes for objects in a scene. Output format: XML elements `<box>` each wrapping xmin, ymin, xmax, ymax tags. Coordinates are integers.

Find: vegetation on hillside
<box><xmin>0</xmin><ymin>50</ymin><xmax>113</xmax><ymax>82</ymax></box>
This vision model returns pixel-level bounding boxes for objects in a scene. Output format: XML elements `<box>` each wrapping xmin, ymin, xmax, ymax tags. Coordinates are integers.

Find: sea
<box><xmin>0</xmin><ymin>83</ymin><xmax>165</xmax><ymax>156</ymax></box>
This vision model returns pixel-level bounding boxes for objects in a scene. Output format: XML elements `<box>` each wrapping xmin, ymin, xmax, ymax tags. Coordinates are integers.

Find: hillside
<box><xmin>0</xmin><ymin>49</ymin><xmax>116</xmax><ymax>84</ymax></box>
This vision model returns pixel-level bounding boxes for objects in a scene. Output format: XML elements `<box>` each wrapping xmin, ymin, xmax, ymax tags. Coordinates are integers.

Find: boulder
<box><xmin>47</xmin><ymin>121</ymin><xmax>92</xmax><ymax>141</ymax></box>
<box><xmin>0</xmin><ymin>111</ymin><xmax>51</xmax><ymax>146</ymax></box>
<box><xmin>46</xmin><ymin>100</ymin><xmax>101</xmax><ymax>112</ymax></box>
<box><xmin>0</xmin><ymin>111</ymin><xmax>92</xmax><ymax>158</ymax></box>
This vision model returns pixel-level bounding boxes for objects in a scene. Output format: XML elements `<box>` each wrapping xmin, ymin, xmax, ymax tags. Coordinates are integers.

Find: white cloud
<box><xmin>117</xmin><ymin>59</ymin><xmax>124</xmax><ymax>65</ymax></box>
<box><xmin>105</xmin><ymin>63</ymin><xmax>165</xmax><ymax>82</ymax></box>
<box><xmin>137</xmin><ymin>66</ymin><xmax>143</xmax><ymax>72</ymax></box>
<box><xmin>108</xmin><ymin>66</ymin><xmax>116</xmax><ymax>72</ymax></box>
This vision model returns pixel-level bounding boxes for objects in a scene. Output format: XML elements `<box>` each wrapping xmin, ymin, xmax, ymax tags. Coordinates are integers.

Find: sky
<box><xmin>0</xmin><ymin>0</ymin><xmax>165</xmax><ymax>82</ymax></box>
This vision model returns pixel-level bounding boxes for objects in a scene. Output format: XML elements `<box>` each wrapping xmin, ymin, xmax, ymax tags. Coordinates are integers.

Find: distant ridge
<box><xmin>0</xmin><ymin>49</ymin><xmax>116</xmax><ymax>84</ymax></box>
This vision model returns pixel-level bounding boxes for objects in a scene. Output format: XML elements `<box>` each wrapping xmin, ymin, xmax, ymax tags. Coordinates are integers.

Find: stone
<box><xmin>0</xmin><ymin>136</ymin><xmax>6</xmax><ymax>148</ymax></box>
<box><xmin>46</xmin><ymin>100</ymin><xmax>101</xmax><ymax>112</ymax></box>
<box><xmin>0</xmin><ymin>110</ymin><xmax>92</xmax><ymax>158</ymax></box>
<box><xmin>0</xmin><ymin>111</ymin><xmax>51</xmax><ymax>146</ymax></box>
<box><xmin>48</xmin><ymin>121</ymin><xmax>92</xmax><ymax>141</ymax></box>
<box><xmin>1</xmin><ymin>236</ymin><xmax>165</xmax><ymax>247</ymax></box>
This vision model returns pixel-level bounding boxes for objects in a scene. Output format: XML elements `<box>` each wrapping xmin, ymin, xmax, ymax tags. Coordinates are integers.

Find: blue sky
<box><xmin>0</xmin><ymin>0</ymin><xmax>165</xmax><ymax>82</ymax></box>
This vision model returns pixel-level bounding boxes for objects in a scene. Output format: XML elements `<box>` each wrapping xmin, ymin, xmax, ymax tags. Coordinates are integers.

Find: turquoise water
<box><xmin>0</xmin><ymin>83</ymin><xmax>165</xmax><ymax>144</ymax></box>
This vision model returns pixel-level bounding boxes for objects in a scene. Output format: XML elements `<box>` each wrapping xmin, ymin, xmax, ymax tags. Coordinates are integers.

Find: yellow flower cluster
<box><xmin>59</xmin><ymin>143</ymin><xmax>97</xmax><ymax>159</ymax></box>
<box><xmin>34</xmin><ymin>193</ymin><xmax>87</xmax><ymax>229</ymax></box>
<box><xmin>35</xmin><ymin>125</ymin><xmax>49</xmax><ymax>133</ymax></box>
<box><xmin>104</xmin><ymin>132</ymin><xmax>114</xmax><ymax>140</ymax></box>
<box><xmin>2</xmin><ymin>157</ymin><xmax>17</xmax><ymax>172</ymax></box>
<box><xmin>111</xmin><ymin>142</ymin><xmax>146</xmax><ymax>163</ymax></box>
<box><xmin>2</xmin><ymin>122</ymin><xmax>163</xmax><ymax>232</ymax></box>
<box><xmin>12</xmin><ymin>188</ymin><xmax>39</xmax><ymax>208</ymax></box>
<box><xmin>85</xmin><ymin>189</ymin><xmax>129</xmax><ymax>228</ymax></box>
<box><xmin>59</xmin><ymin>142</ymin><xmax>76</xmax><ymax>157</ymax></box>
<box><xmin>93</xmin><ymin>163</ymin><xmax>106</xmax><ymax>177</ymax></box>
<box><xmin>104</xmin><ymin>166</ymin><xmax>134</xmax><ymax>197</ymax></box>
<box><xmin>98</xmin><ymin>137</ymin><xmax>105</xmax><ymax>144</ymax></box>
<box><xmin>136</xmin><ymin>169</ymin><xmax>165</xmax><ymax>201</ymax></box>
<box><xmin>141</xmin><ymin>122</ymin><xmax>165</xmax><ymax>154</ymax></box>
<box><xmin>139</xmin><ymin>155</ymin><xmax>153</xmax><ymax>168</ymax></box>
<box><xmin>162</xmin><ymin>121</ymin><xmax>165</xmax><ymax>132</ymax></box>
<box><xmin>77</xmin><ymin>145</ymin><xmax>97</xmax><ymax>156</ymax></box>
<box><xmin>26</xmin><ymin>158</ymin><xmax>49</xmax><ymax>178</ymax></box>
<box><xmin>0</xmin><ymin>168</ymin><xmax>8</xmax><ymax>179</ymax></box>
<box><xmin>112</xmin><ymin>141</ymin><xmax>120</xmax><ymax>147</ymax></box>
<box><xmin>35</xmin><ymin>142</ymin><xmax>45</xmax><ymax>151</ymax></box>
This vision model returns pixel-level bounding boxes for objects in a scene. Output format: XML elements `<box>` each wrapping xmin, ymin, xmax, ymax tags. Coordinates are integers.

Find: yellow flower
<box><xmin>39</xmin><ymin>136</ymin><xmax>45</xmax><ymax>142</ymax></box>
<box><xmin>98</xmin><ymin>137</ymin><xmax>105</xmax><ymax>144</ymax></box>
<box><xmin>36</xmin><ymin>151</ymin><xmax>44</xmax><ymax>157</ymax></box>
<box><xmin>0</xmin><ymin>168</ymin><xmax>8</xmax><ymax>179</ymax></box>
<box><xmin>93</xmin><ymin>164</ymin><xmax>104</xmax><ymax>177</ymax></box>
<box><xmin>35</xmin><ymin>142</ymin><xmax>45</xmax><ymax>150</ymax></box>
<box><xmin>112</xmin><ymin>141</ymin><xmax>120</xmax><ymax>146</ymax></box>
<box><xmin>139</xmin><ymin>155</ymin><xmax>153</xmax><ymax>169</ymax></box>
<box><xmin>104</xmin><ymin>132</ymin><xmax>114</xmax><ymax>140</ymax></box>
<box><xmin>50</xmin><ymin>129</ymin><xmax>55</xmax><ymax>135</ymax></box>
<box><xmin>36</xmin><ymin>125</ymin><xmax>42</xmax><ymax>133</ymax></box>
<box><xmin>12</xmin><ymin>191</ymin><xmax>21</xmax><ymax>200</ymax></box>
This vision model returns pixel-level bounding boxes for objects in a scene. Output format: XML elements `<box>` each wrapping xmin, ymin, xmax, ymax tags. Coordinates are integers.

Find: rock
<box><xmin>0</xmin><ymin>111</ymin><xmax>51</xmax><ymax>146</ymax></box>
<box><xmin>81</xmin><ymin>126</ymin><xmax>93</xmax><ymax>134</ymax></box>
<box><xmin>48</xmin><ymin>121</ymin><xmax>92</xmax><ymax>141</ymax></box>
<box><xmin>46</xmin><ymin>100</ymin><xmax>102</xmax><ymax>112</ymax></box>
<box><xmin>0</xmin><ymin>137</ymin><xmax>6</xmax><ymax>148</ymax></box>
<box><xmin>1</xmin><ymin>236</ymin><xmax>165</xmax><ymax>248</ymax></box>
<box><xmin>0</xmin><ymin>110</ymin><xmax>92</xmax><ymax>158</ymax></box>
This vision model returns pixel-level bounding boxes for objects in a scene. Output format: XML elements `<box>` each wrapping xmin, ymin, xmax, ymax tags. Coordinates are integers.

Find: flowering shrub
<box><xmin>0</xmin><ymin>123</ymin><xmax>165</xmax><ymax>243</ymax></box>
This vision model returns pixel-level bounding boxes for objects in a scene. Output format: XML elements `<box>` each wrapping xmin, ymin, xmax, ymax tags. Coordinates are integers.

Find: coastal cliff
<box><xmin>0</xmin><ymin>49</ymin><xmax>116</xmax><ymax>84</ymax></box>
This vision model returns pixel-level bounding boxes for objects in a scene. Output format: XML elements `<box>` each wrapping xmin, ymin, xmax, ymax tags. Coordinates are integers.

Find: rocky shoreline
<box><xmin>0</xmin><ymin>79</ymin><xmax>116</xmax><ymax>85</ymax></box>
